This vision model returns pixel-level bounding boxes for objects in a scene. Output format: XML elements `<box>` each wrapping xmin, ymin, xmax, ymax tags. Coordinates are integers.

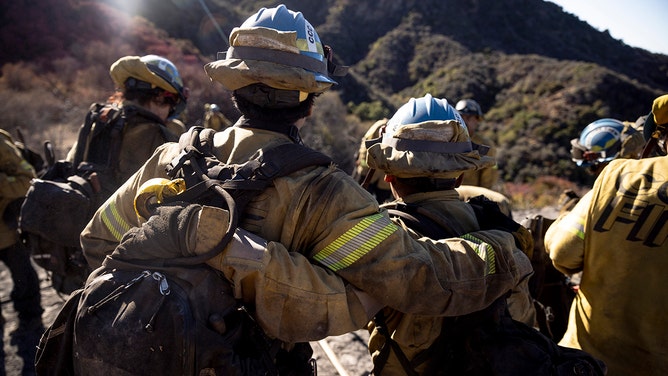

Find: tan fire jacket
<box><xmin>367</xmin><ymin>190</ymin><xmax>535</xmax><ymax>375</ymax></box>
<box><xmin>0</xmin><ymin>129</ymin><xmax>36</xmax><ymax>249</ymax></box>
<box><xmin>545</xmin><ymin>156</ymin><xmax>668</xmax><ymax>376</ymax></box>
<box><xmin>82</xmin><ymin>124</ymin><xmax>526</xmax><ymax>343</ymax></box>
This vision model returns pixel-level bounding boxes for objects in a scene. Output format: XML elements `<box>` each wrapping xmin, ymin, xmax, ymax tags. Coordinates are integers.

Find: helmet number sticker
<box><xmin>304</xmin><ymin>22</ymin><xmax>318</xmax><ymax>53</ymax></box>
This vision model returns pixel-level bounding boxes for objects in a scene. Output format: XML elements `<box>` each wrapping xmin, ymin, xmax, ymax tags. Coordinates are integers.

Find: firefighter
<box><xmin>364</xmin><ymin>94</ymin><xmax>535</xmax><ymax>374</ymax></box>
<box><xmin>80</xmin><ymin>5</ymin><xmax>531</xmax><ymax>370</ymax></box>
<box><xmin>544</xmin><ymin>94</ymin><xmax>668</xmax><ymax>375</ymax></box>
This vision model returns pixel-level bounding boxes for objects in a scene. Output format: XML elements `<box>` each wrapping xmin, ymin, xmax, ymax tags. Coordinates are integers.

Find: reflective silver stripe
<box><xmin>462</xmin><ymin>234</ymin><xmax>496</xmax><ymax>275</ymax></box>
<box><xmin>314</xmin><ymin>213</ymin><xmax>398</xmax><ymax>272</ymax></box>
<box><xmin>101</xmin><ymin>203</ymin><xmax>131</xmax><ymax>241</ymax></box>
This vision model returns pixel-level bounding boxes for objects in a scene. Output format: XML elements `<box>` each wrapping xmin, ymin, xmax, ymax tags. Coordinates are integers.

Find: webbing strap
<box><xmin>158</xmin><ymin>127</ymin><xmax>332</xmax><ymax>266</ymax></box>
<box><xmin>384</xmin><ymin>202</ymin><xmax>464</xmax><ymax>239</ymax></box>
<box><xmin>373</xmin><ymin>311</ymin><xmax>420</xmax><ymax>376</ymax></box>
<box><xmin>72</xmin><ymin>104</ymin><xmax>102</xmax><ymax>172</ymax></box>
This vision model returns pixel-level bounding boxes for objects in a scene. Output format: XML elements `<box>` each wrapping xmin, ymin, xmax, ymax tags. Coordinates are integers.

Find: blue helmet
<box><xmin>139</xmin><ymin>55</ymin><xmax>185</xmax><ymax>96</ymax></box>
<box><xmin>571</xmin><ymin>118</ymin><xmax>625</xmax><ymax>167</ymax></box>
<box><xmin>387</xmin><ymin>94</ymin><xmax>465</xmax><ymax>131</ymax></box>
<box><xmin>238</xmin><ymin>5</ymin><xmax>336</xmax><ymax>85</ymax></box>
<box><xmin>367</xmin><ymin>94</ymin><xmax>495</xmax><ymax>179</ymax></box>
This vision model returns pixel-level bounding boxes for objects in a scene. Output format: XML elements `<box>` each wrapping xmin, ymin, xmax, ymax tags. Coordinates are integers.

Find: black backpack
<box><xmin>36</xmin><ymin>127</ymin><xmax>332</xmax><ymax>375</ymax></box>
<box><xmin>18</xmin><ymin>103</ymin><xmax>173</xmax><ymax>294</ymax></box>
<box><xmin>374</xmin><ymin>196</ymin><xmax>607</xmax><ymax>376</ymax></box>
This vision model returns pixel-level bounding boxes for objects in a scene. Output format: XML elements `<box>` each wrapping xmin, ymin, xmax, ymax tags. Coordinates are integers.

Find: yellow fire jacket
<box><xmin>367</xmin><ymin>190</ymin><xmax>536</xmax><ymax>375</ymax></box>
<box><xmin>0</xmin><ymin>129</ymin><xmax>36</xmax><ymax>249</ymax></box>
<box><xmin>545</xmin><ymin>156</ymin><xmax>668</xmax><ymax>376</ymax></box>
<box><xmin>82</xmin><ymin>124</ymin><xmax>526</xmax><ymax>343</ymax></box>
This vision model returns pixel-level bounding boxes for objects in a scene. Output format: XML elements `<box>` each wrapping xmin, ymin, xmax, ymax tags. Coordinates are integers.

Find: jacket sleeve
<box><xmin>215</xmin><ymin>239</ymin><xmax>381</xmax><ymax>342</ymax></box>
<box><xmin>213</xmin><ymin>228</ymin><xmax>524</xmax><ymax>342</ymax></box>
<box><xmin>506</xmin><ymin>247</ymin><xmax>537</xmax><ymax>328</ymax></box>
<box><xmin>289</xmin><ymin>170</ymin><xmax>523</xmax><ymax>317</ymax></box>
<box><xmin>544</xmin><ymin>190</ymin><xmax>591</xmax><ymax>275</ymax></box>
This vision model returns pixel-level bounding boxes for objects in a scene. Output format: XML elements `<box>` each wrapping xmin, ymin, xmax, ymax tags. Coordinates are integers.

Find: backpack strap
<box><xmin>373</xmin><ymin>310</ymin><xmax>420</xmax><ymax>376</ymax></box>
<box><xmin>72</xmin><ymin>103</ymin><xmax>124</xmax><ymax>174</ymax></box>
<box><xmin>156</xmin><ymin>127</ymin><xmax>332</xmax><ymax>266</ymax></box>
<box><xmin>383</xmin><ymin>202</ymin><xmax>464</xmax><ymax>239</ymax></box>
<box><xmin>72</xmin><ymin>103</ymin><xmax>104</xmax><ymax>172</ymax></box>
<box><xmin>104</xmin><ymin>107</ymin><xmax>126</xmax><ymax>176</ymax></box>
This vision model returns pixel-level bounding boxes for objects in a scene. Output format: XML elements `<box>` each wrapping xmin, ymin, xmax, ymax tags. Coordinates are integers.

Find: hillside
<box><xmin>1</xmin><ymin>0</ymin><xmax>667</xmax><ymax>188</ymax></box>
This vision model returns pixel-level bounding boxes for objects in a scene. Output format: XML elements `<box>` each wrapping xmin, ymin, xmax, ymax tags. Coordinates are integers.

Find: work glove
<box><xmin>114</xmin><ymin>202</ymin><xmax>263</xmax><ymax>264</ymax></box>
<box><xmin>112</xmin><ymin>202</ymin><xmax>205</xmax><ymax>261</ymax></box>
<box><xmin>468</xmin><ymin>195</ymin><xmax>534</xmax><ymax>258</ymax></box>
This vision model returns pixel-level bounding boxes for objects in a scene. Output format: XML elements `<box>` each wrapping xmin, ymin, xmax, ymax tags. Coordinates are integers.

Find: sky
<box><xmin>545</xmin><ymin>0</ymin><xmax>668</xmax><ymax>55</ymax></box>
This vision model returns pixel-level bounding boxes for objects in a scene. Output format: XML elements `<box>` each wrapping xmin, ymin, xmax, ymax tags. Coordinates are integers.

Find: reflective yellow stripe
<box><xmin>558</xmin><ymin>216</ymin><xmax>585</xmax><ymax>240</ymax></box>
<box><xmin>314</xmin><ymin>213</ymin><xmax>398</xmax><ymax>272</ymax></box>
<box><xmin>296</xmin><ymin>39</ymin><xmax>324</xmax><ymax>55</ymax></box>
<box><xmin>101</xmin><ymin>203</ymin><xmax>131</xmax><ymax>241</ymax></box>
<box><xmin>462</xmin><ymin>234</ymin><xmax>496</xmax><ymax>275</ymax></box>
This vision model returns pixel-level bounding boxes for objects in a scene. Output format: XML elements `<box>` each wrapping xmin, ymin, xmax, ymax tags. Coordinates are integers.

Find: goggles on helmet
<box><xmin>570</xmin><ymin>138</ymin><xmax>620</xmax><ymax>167</ymax></box>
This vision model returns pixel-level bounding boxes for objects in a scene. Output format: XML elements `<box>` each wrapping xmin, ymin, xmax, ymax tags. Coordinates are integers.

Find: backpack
<box><xmin>36</xmin><ymin>127</ymin><xmax>331</xmax><ymax>375</ymax></box>
<box><xmin>19</xmin><ymin>103</ymin><xmax>139</xmax><ymax>294</ymax></box>
<box><xmin>374</xmin><ymin>196</ymin><xmax>607</xmax><ymax>376</ymax></box>
<box><xmin>521</xmin><ymin>214</ymin><xmax>577</xmax><ymax>342</ymax></box>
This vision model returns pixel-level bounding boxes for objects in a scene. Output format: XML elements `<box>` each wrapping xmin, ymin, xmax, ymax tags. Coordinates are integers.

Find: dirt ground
<box><xmin>0</xmin><ymin>206</ymin><xmax>556</xmax><ymax>376</ymax></box>
<box><xmin>1</xmin><ymin>265</ymin><xmax>66</xmax><ymax>376</ymax></box>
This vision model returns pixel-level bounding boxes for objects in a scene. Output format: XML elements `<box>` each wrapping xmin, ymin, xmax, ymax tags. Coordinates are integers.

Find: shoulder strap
<box><xmin>72</xmin><ymin>103</ymin><xmax>124</xmax><ymax>172</ymax></box>
<box><xmin>177</xmin><ymin>126</ymin><xmax>216</xmax><ymax>154</ymax></box>
<box><xmin>72</xmin><ymin>103</ymin><xmax>103</xmax><ymax>171</ymax></box>
<box><xmin>373</xmin><ymin>310</ymin><xmax>420</xmax><ymax>376</ymax></box>
<box><xmin>157</xmin><ymin>127</ymin><xmax>331</xmax><ymax>266</ymax></box>
<box><xmin>255</xmin><ymin>142</ymin><xmax>333</xmax><ymax>179</ymax></box>
<box><xmin>104</xmin><ymin>107</ymin><xmax>126</xmax><ymax>174</ymax></box>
